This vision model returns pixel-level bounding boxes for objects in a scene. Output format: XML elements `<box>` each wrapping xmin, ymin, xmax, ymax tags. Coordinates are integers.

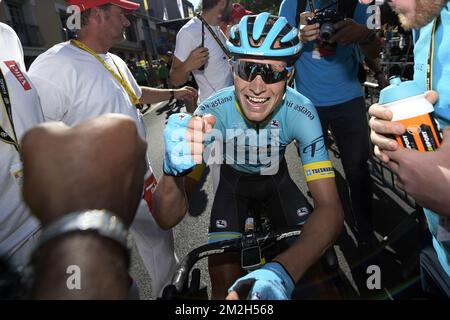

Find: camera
<box><xmin>307</xmin><ymin>9</ymin><xmax>344</xmax><ymax>42</ymax></box>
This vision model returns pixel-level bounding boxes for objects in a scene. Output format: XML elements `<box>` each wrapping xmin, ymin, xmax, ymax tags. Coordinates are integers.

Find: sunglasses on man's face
<box><xmin>231</xmin><ymin>60</ymin><xmax>294</xmax><ymax>84</ymax></box>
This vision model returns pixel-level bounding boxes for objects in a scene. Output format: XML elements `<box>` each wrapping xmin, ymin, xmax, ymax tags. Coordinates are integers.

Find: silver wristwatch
<box><xmin>36</xmin><ymin>209</ymin><xmax>131</xmax><ymax>258</ymax></box>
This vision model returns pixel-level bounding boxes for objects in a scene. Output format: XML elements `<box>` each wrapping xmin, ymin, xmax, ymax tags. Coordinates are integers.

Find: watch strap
<box><xmin>36</xmin><ymin>210</ymin><xmax>130</xmax><ymax>260</ymax></box>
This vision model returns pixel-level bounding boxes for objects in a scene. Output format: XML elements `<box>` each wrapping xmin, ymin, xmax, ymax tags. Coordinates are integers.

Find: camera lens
<box><xmin>320</xmin><ymin>23</ymin><xmax>335</xmax><ymax>41</ymax></box>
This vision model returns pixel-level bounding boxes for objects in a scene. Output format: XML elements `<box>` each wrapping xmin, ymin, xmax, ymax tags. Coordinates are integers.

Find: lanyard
<box><xmin>0</xmin><ymin>69</ymin><xmax>19</xmax><ymax>152</ymax></box>
<box><xmin>71</xmin><ymin>40</ymin><xmax>141</xmax><ymax>106</ymax></box>
<box><xmin>426</xmin><ymin>17</ymin><xmax>440</xmax><ymax>91</ymax></box>
<box><xmin>196</xmin><ymin>15</ymin><xmax>231</xmax><ymax>59</ymax></box>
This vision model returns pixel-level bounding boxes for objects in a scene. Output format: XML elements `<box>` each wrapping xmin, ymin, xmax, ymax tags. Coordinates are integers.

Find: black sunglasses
<box><xmin>231</xmin><ymin>60</ymin><xmax>294</xmax><ymax>84</ymax></box>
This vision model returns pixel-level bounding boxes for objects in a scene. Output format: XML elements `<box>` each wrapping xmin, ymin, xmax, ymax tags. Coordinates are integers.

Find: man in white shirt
<box><xmin>28</xmin><ymin>0</ymin><xmax>196</xmax><ymax>297</ymax></box>
<box><xmin>171</xmin><ymin>0</ymin><xmax>233</xmax><ymax>103</ymax></box>
<box><xmin>171</xmin><ymin>0</ymin><xmax>234</xmax><ymax>194</ymax></box>
<box><xmin>0</xmin><ymin>21</ymin><xmax>44</xmax><ymax>269</ymax></box>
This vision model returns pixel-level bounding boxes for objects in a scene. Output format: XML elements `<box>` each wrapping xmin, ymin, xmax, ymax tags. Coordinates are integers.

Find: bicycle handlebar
<box><xmin>170</xmin><ymin>225</ymin><xmax>303</xmax><ymax>293</ymax></box>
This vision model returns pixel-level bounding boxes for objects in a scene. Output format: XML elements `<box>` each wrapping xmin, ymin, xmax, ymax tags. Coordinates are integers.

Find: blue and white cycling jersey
<box><xmin>195</xmin><ymin>86</ymin><xmax>334</xmax><ymax>181</ymax></box>
<box><xmin>411</xmin><ymin>4</ymin><xmax>450</xmax><ymax>277</ymax></box>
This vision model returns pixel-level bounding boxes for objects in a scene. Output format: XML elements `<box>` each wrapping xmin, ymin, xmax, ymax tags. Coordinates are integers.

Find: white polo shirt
<box><xmin>28</xmin><ymin>40</ymin><xmax>177</xmax><ymax>296</ymax></box>
<box><xmin>174</xmin><ymin>17</ymin><xmax>233</xmax><ymax>102</ymax></box>
<box><xmin>28</xmin><ymin>41</ymin><xmax>158</xmax><ymax>217</ymax></box>
<box><xmin>0</xmin><ymin>23</ymin><xmax>44</xmax><ymax>258</ymax></box>
<box><xmin>28</xmin><ymin>42</ymin><xmax>146</xmax><ymax>136</ymax></box>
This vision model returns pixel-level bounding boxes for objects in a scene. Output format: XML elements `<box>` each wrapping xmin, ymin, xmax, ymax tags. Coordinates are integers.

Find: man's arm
<box><xmin>384</xmin><ymin>129</ymin><xmax>450</xmax><ymax>217</ymax></box>
<box><xmin>364</xmin><ymin>56</ymin><xmax>389</xmax><ymax>89</ymax></box>
<box><xmin>153</xmin><ymin>113</ymin><xmax>216</xmax><ymax>229</ymax></box>
<box><xmin>170</xmin><ymin>49</ymin><xmax>209</xmax><ymax>87</ymax></box>
<box><xmin>330</xmin><ymin>19</ymin><xmax>381</xmax><ymax>59</ymax></box>
<box><xmin>32</xmin><ymin>233</ymin><xmax>129</xmax><ymax>299</ymax></box>
<box><xmin>330</xmin><ymin>2</ymin><xmax>381</xmax><ymax>59</ymax></box>
<box><xmin>359</xmin><ymin>35</ymin><xmax>382</xmax><ymax>60</ymax></box>
<box><xmin>21</xmin><ymin>114</ymin><xmax>147</xmax><ymax>299</ymax></box>
<box><xmin>139</xmin><ymin>86</ymin><xmax>197</xmax><ymax>105</ymax></box>
<box><xmin>369</xmin><ymin>91</ymin><xmax>450</xmax><ymax>216</ymax></box>
<box><xmin>152</xmin><ymin>175</ymin><xmax>188</xmax><ymax>230</ymax></box>
<box><xmin>273</xmin><ymin>178</ymin><xmax>344</xmax><ymax>282</ymax></box>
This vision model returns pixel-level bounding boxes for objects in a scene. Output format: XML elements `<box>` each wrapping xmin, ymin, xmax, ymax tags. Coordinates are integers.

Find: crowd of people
<box><xmin>0</xmin><ymin>0</ymin><xmax>449</xmax><ymax>300</ymax></box>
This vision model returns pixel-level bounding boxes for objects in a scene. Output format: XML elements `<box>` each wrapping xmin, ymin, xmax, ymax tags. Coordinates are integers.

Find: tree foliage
<box><xmin>233</xmin><ymin>0</ymin><xmax>283</xmax><ymax>15</ymax></box>
<box><xmin>193</xmin><ymin>0</ymin><xmax>283</xmax><ymax>15</ymax></box>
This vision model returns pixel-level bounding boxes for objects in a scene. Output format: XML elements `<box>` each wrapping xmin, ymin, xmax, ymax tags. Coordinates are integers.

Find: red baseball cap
<box><xmin>229</xmin><ymin>3</ymin><xmax>253</xmax><ymax>22</ymax></box>
<box><xmin>66</xmin><ymin>0</ymin><xmax>140</xmax><ymax>12</ymax></box>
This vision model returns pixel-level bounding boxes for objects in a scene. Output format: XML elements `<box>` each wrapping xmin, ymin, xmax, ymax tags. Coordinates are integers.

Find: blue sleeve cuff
<box><xmin>262</xmin><ymin>262</ymin><xmax>296</xmax><ymax>294</ymax></box>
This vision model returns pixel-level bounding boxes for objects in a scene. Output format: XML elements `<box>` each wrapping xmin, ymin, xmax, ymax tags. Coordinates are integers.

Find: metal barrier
<box><xmin>328</xmin><ymin>82</ymin><xmax>424</xmax><ymax>280</ymax></box>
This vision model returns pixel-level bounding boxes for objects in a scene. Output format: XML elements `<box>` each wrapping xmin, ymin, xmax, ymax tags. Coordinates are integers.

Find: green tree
<box><xmin>233</xmin><ymin>0</ymin><xmax>283</xmax><ymax>15</ymax></box>
<box><xmin>194</xmin><ymin>0</ymin><xmax>283</xmax><ymax>15</ymax></box>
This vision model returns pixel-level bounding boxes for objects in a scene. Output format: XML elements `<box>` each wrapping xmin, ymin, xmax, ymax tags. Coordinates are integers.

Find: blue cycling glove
<box><xmin>163</xmin><ymin>113</ymin><xmax>197</xmax><ymax>176</ymax></box>
<box><xmin>228</xmin><ymin>262</ymin><xmax>295</xmax><ymax>300</ymax></box>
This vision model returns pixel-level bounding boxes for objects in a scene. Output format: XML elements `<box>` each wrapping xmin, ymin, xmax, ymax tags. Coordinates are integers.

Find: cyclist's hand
<box><xmin>226</xmin><ymin>262</ymin><xmax>295</xmax><ymax>300</ymax></box>
<box><xmin>163</xmin><ymin>113</ymin><xmax>215</xmax><ymax>176</ymax></box>
<box><xmin>299</xmin><ymin>12</ymin><xmax>319</xmax><ymax>43</ymax></box>
<box><xmin>174</xmin><ymin>86</ymin><xmax>198</xmax><ymax>101</ymax></box>
<box><xmin>369</xmin><ymin>90</ymin><xmax>438</xmax><ymax>163</ymax></box>
<box><xmin>186</xmin><ymin>47</ymin><xmax>209</xmax><ymax>71</ymax></box>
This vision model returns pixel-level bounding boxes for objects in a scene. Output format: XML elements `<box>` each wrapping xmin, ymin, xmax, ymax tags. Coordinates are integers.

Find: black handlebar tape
<box><xmin>188</xmin><ymin>268</ymin><xmax>201</xmax><ymax>294</ymax></box>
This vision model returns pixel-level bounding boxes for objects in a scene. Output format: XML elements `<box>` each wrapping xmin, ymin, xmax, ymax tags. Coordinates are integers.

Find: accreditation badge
<box><xmin>10</xmin><ymin>161</ymin><xmax>24</xmax><ymax>188</ymax></box>
<box><xmin>312</xmin><ymin>42</ymin><xmax>322</xmax><ymax>60</ymax></box>
<box><xmin>312</xmin><ymin>41</ymin><xmax>337</xmax><ymax>59</ymax></box>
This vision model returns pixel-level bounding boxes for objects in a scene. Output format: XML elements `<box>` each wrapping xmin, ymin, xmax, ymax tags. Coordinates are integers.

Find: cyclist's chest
<box><xmin>219</xmin><ymin>114</ymin><xmax>291</xmax><ymax>151</ymax></box>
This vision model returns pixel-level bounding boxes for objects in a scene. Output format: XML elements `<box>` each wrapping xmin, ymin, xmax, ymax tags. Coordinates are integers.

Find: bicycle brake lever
<box><xmin>231</xmin><ymin>278</ymin><xmax>256</xmax><ymax>300</ymax></box>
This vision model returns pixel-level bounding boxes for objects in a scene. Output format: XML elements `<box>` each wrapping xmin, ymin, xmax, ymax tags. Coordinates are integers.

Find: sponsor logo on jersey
<box><xmin>216</xmin><ymin>220</ymin><xmax>228</xmax><ymax>228</ymax></box>
<box><xmin>251</xmin><ymin>292</ymin><xmax>263</xmax><ymax>300</ymax></box>
<box><xmin>286</xmin><ymin>101</ymin><xmax>315</xmax><ymax>120</ymax></box>
<box><xmin>303</xmin><ymin>161</ymin><xmax>335</xmax><ymax>182</ymax></box>
<box><xmin>297</xmin><ymin>207</ymin><xmax>309</xmax><ymax>217</ymax></box>
<box><xmin>310</xmin><ymin>167</ymin><xmax>333</xmax><ymax>174</ymax></box>
<box><xmin>178</xmin><ymin>114</ymin><xmax>188</xmax><ymax>120</ymax></box>
<box><xmin>302</xmin><ymin>136</ymin><xmax>326</xmax><ymax>158</ymax></box>
<box><xmin>202</xmin><ymin>95</ymin><xmax>232</xmax><ymax>110</ymax></box>
<box><xmin>271</xmin><ymin>120</ymin><xmax>280</xmax><ymax>128</ymax></box>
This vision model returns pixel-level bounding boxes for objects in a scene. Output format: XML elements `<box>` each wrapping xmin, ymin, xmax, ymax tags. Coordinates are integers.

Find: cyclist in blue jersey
<box><xmin>162</xmin><ymin>12</ymin><xmax>344</xmax><ymax>300</ymax></box>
